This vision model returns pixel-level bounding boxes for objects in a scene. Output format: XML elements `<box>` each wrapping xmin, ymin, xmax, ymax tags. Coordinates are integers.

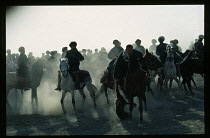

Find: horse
<box><xmin>124</xmin><ymin>49</ymin><xmax>162</xmax><ymax>126</ymax></box>
<box><xmin>6</xmin><ymin>58</ymin><xmax>45</xmax><ymax>111</ymax></box>
<box><xmin>59</xmin><ymin>58</ymin><xmax>98</xmax><ymax>114</ymax></box>
<box><xmin>96</xmin><ymin>67</ymin><xmax>116</xmax><ymax>104</ymax></box>
<box><xmin>179</xmin><ymin>50</ymin><xmax>204</xmax><ymax>95</ymax></box>
<box><xmin>163</xmin><ymin>50</ymin><xmax>181</xmax><ymax>94</ymax></box>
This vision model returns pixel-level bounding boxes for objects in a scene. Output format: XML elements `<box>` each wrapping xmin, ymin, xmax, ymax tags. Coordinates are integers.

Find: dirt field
<box><xmin>6</xmin><ymin>74</ymin><xmax>205</xmax><ymax>135</ymax></box>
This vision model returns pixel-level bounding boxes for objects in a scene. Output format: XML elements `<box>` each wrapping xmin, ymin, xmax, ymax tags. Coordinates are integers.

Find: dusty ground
<box><xmin>6</xmin><ymin>74</ymin><xmax>205</xmax><ymax>135</ymax></box>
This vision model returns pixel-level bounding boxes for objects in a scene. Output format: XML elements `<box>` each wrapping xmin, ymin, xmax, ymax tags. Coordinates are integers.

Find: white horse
<box><xmin>59</xmin><ymin>58</ymin><xmax>97</xmax><ymax>114</ymax></box>
<box><xmin>163</xmin><ymin>49</ymin><xmax>181</xmax><ymax>94</ymax></box>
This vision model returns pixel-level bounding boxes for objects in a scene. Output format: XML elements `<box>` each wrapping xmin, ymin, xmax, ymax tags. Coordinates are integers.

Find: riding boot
<box><xmin>55</xmin><ymin>71</ymin><xmax>61</xmax><ymax>91</ymax></box>
<box><xmin>23</xmin><ymin>77</ymin><xmax>30</xmax><ymax>91</ymax></box>
<box><xmin>73</xmin><ymin>72</ymin><xmax>80</xmax><ymax>89</ymax></box>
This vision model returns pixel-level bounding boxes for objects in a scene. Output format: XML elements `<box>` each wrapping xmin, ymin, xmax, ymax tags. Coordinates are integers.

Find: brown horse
<box><xmin>6</xmin><ymin>58</ymin><xmax>45</xmax><ymax>111</ymax></box>
<box><xmin>124</xmin><ymin>49</ymin><xmax>162</xmax><ymax>126</ymax></box>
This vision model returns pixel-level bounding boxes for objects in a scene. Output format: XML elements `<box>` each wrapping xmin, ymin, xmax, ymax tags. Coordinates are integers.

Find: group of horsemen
<box><xmin>6</xmin><ymin>35</ymin><xmax>204</xmax><ymax>95</ymax></box>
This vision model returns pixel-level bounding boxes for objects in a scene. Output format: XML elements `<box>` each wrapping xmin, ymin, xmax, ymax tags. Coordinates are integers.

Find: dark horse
<box><xmin>123</xmin><ymin>49</ymin><xmax>162</xmax><ymax>126</ymax></box>
<box><xmin>179</xmin><ymin>50</ymin><xmax>204</xmax><ymax>95</ymax></box>
<box><xmin>6</xmin><ymin>58</ymin><xmax>45</xmax><ymax>111</ymax></box>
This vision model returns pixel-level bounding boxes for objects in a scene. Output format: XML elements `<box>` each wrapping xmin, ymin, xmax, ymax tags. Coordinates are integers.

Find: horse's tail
<box><xmin>91</xmin><ymin>84</ymin><xmax>98</xmax><ymax>95</ymax></box>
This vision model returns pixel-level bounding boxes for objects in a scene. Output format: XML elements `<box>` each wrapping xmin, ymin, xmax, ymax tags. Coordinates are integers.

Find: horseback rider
<box><xmin>16</xmin><ymin>46</ymin><xmax>30</xmax><ymax>91</ymax></box>
<box><xmin>134</xmin><ymin>39</ymin><xmax>146</xmax><ymax>54</ymax></box>
<box><xmin>149</xmin><ymin>39</ymin><xmax>157</xmax><ymax>53</ymax></box>
<box><xmin>55</xmin><ymin>41</ymin><xmax>84</xmax><ymax>90</ymax></box>
<box><xmin>194</xmin><ymin>35</ymin><xmax>204</xmax><ymax>60</ymax></box>
<box><xmin>108</xmin><ymin>39</ymin><xmax>124</xmax><ymax>60</ymax></box>
<box><xmin>114</xmin><ymin>44</ymin><xmax>144</xmax><ymax>98</ymax></box>
<box><xmin>156</xmin><ymin>36</ymin><xmax>168</xmax><ymax>65</ymax></box>
<box><xmin>6</xmin><ymin>49</ymin><xmax>13</xmax><ymax>64</ymax></box>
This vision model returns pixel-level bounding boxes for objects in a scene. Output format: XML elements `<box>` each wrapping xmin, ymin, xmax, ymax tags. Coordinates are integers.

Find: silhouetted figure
<box><xmin>41</xmin><ymin>53</ymin><xmax>45</xmax><ymax>59</ymax></box>
<box><xmin>173</xmin><ymin>39</ymin><xmax>182</xmax><ymax>52</ymax></box>
<box><xmin>108</xmin><ymin>39</ymin><xmax>124</xmax><ymax>60</ymax></box>
<box><xmin>86</xmin><ymin>49</ymin><xmax>93</xmax><ymax>62</ymax></box>
<box><xmin>44</xmin><ymin>50</ymin><xmax>50</xmax><ymax>61</ymax></box>
<box><xmin>156</xmin><ymin>36</ymin><xmax>168</xmax><ymax>65</ymax></box>
<box><xmin>149</xmin><ymin>39</ymin><xmax>157</xmax><ymax>54</ymax></box>
<box><xmin>16</xmin><ymin>46</ymin><xmax>30</xmax><ymax>91</ymax></box>
<box><xmin>28</xmin><ymin>52</ymin><xmax>36</xmax><ymax>71</ymax></box>
<box><xmin>134</xmin><ymin>39</ymin><xmax>146</xmax><ymax>54</ymax></box>
<box><xmin>194</xmin><ymin>35</ymin><xmax>204</xmax><ymax>60</ymax></box>
<box><xmin>65</xmin><ymin>41</ymin><xmax>84</xmax><ymax>89</ymax></box>
<box><xmin>6</xmin><ymin>49</ymin><xmax>12</xmax><ymax>64</ymax></box>
<box><xmin>93</xmin><ymin>48</ymin><xmax>99</xmax><ymax>57</ymax></box>
<box><xmin>114</xmin><ymin>44</ymin><xmax>144</xmax><ymax>98</ymax></box>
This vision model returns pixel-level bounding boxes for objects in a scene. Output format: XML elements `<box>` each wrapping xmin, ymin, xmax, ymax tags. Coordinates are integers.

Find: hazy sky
<box><xmin>6</xmin><ymin>5</ymin><xmax>204</xmax><ymax>57</ymax></box>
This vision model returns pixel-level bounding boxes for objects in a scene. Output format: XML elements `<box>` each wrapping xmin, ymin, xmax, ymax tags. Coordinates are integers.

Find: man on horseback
<box><xmin>194</xmin><ymin>35</ymin><xmax>204</xmax><ymax>60</ymax></box>
<box><xmin>114</xmin><ymin>44</ymin><xmax>144</xmax><ymax>98</ymax></box>
<box><xmin>108</xmin><ymin>39</ymin><xmax>124</xmax><ymax>60</ymax></box>
<box><xmin>55</xmin><ymin>42</ymin><xmax>84</xmax><ymax>90</ymax></box>
<box><xmin>16</xmin><ymin>46</ymin><xmax>30</xmax><ymax>91</ymax></box>
<box><xmin>156</xmin><ymin>36</ymin><xmax>168</xmax><ymax>65</ymax></box>
<box><xmin>6</xmin><ymin>49</ymin><xmax>13</xmax><ymax>64</ymax></box>
<box><xmin>134</xmin><ymin>39</ymin><xmax>146</xmax><ymax>54</ymax></box>
<box><xmin>172</xmin><ymin>40</ymin><xmax>183</xmax><ymax>75</ymax></box>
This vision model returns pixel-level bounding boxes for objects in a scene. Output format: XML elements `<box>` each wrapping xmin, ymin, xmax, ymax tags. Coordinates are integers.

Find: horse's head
<box><xmin>59</xmin><ymin>58</ymin><xmax>69</xmax><ymax>77</ymax></box>
<box><xmin>166</xmin><ymin>51</ymin><xmax>174</xmax><ymax>62</ymax></box>
<box><xmin>143</xmin><ymin>49</ymin><xmax>162</xmax><ymax>72</ymax></box>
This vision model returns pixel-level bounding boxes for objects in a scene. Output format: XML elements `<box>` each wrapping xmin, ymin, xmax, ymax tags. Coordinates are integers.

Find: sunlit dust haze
<box><xmin>6</xmin><ymin>5</ymin><xmax>204</xmax><ymax>57</ymax></box>
<box><xmin>6</xmin><ymin>5</ymin><xmax>204</xmax><ymax>121</ymax></box>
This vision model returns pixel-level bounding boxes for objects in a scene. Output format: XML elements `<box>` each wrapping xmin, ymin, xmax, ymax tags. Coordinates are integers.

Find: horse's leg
<box><xmin>96</xmin><ymin>83</ymin><xmax>105</xmax><ymax>99</ymax></box>
<box><xmin>78</xmin><ymin>89</ymin><xmax>86</xmax><ymax>110</ymax></box>
<box><xmin>169</xmin><ymin>79</ymin><xmax>173</xmax><ymax>89</ymax></box>
<box><xmin>138</xmin><ymin>97</ymin><xmax>143</xmax><ymax>124</ymax></box>
<box><xmin>6</xmin><ymin>88</ymin><xmax>12</xmax><ymax>109</ymax></box>
<box><xmin>164</xmin><ymin>78</ymin><xmax>169</xmax><ymax>95</ymax></box>
<box><xmin>128</xmin><ymin>97</ymin><xmax>134</xmax><ymax>120</ymax></box>
<box><xmin>186</xmin><ymin>76</ymin><xmax>194</xmax><ymax>95</ymax></box>
<box><xmin>174</xmin><ymin>77</ymin><xmax>181</xmax><ymax>93</ymax></box>
<box><xmin>71</xmin><ymin>90</ymin><xmax>76</xmax><ymax>112</ymax></box>
<box><xmin>31</xmin><ymin>87</ymin><xmax>38</xmax><ymax>113</ymax></box>
<box><xmin>191</xmin><ymin>76</ymin><xmax>197</xmax><ymax>88</ymax></box>
<box><xmin>143</xmin><ymin>92</ymin><xmax>147</xmax><ymax>111</ymax></box>
<box><xmin>104</xmin><ymin>84</ymin><xmax>110</xmax><ymax>105</ymax></box>
<box><xmin>86</xmin><ymin>82</ymin><xmax>96</xmax><ymax>108</ymax></box>
<box><xmin>60</xmin><ymin>90</ymin><xmax>67</xmax><ymax>114</ymax></box>
<box><xmin>20</xmin><ymin>89</ymin><xmax>24</xmax><ymax>112</ymax></box>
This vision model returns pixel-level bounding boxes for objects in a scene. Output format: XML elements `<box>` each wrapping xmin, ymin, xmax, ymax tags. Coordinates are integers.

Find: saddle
<box><xmin>69</xmin><ymin>69</ymin><xmax>90</xmax><ymax>83</ymax></box>
<box><xmin>7</xmin><ymin>72</ymin><xmax>31</xmax><ymax>90</ymax></box>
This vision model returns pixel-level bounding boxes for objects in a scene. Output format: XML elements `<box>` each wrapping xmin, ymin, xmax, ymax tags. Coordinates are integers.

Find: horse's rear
<box><xmin>180</xmin><ymin>57</ymin><xmax>203</xmax><ymax>95</ymax></box>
